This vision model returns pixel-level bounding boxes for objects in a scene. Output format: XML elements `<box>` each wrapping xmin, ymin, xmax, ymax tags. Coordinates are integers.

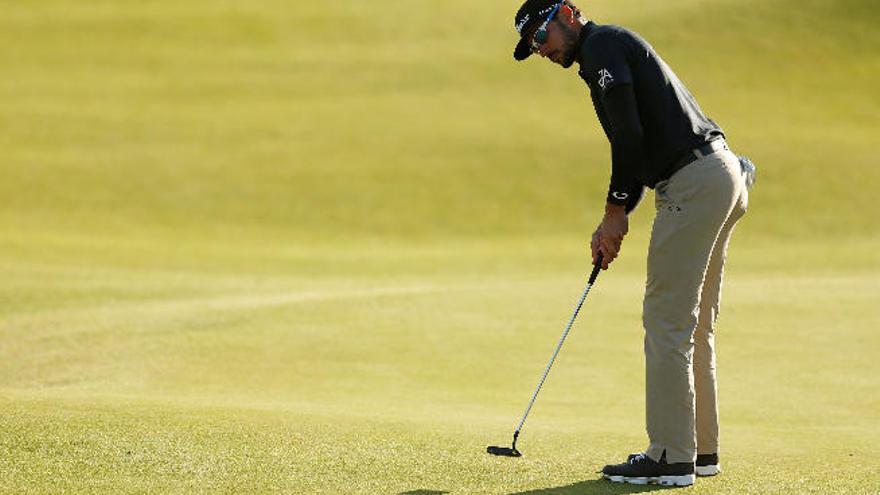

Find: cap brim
<box><xmin>514</xmin><ymin>38</ymin><xmax>533</xmax><ymax>61</ymax></box>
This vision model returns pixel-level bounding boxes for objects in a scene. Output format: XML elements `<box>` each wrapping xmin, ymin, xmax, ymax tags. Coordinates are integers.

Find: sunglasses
<box><xmin>530</xmin><ymin>1</ymin><xmax>564</xmax><ymax>52</ymax></box>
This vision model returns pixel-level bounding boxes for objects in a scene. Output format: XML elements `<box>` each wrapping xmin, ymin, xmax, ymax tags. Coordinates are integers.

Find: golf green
<box><xmin>1</xmin><ymin>0</ymin><xmax>878</xmax><ymax>493</ymax></box>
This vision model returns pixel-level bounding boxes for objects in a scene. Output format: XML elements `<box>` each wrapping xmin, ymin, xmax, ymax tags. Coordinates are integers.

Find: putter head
<box><xmin>486</xmin><ymin>445</ymin><xmax>522</xmax><ymax>457</ymax></box>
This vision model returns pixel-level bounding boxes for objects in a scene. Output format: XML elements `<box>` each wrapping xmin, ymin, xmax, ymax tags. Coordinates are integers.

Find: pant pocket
<box><xmin>654</xmin><ymin>180</ymin><xmax>671</xmax><ymax>209</ymax></box>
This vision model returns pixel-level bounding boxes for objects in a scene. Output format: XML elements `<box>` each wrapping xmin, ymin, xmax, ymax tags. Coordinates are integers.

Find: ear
<box><xmin>560</xmin><ymin>4</ymin><xmax>576</xmax><ymax>24</ymax></box>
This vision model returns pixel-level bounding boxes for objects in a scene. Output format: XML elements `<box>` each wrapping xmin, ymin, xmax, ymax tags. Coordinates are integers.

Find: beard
<box><xmin>560</xmin><ymin>26</ymin><xmax>580</xmax><ymax>68</ymax></box>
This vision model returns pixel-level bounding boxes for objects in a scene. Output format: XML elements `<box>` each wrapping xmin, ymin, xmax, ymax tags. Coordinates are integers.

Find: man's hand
<box><xmin>591</xmin><ymin>203</ymin><xmax>628</xmax><ymax>269</ymax></box>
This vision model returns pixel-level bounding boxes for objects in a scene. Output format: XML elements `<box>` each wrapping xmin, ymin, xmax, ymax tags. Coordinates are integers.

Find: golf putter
<box><xmin>487</xmin><ymin>254</ymin><xmax>604</xmax><ymax>457</ymax></box>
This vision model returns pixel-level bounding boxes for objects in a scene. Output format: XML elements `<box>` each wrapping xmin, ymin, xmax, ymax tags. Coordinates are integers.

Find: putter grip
<box><xmin>589</xmin><ymin>254</ymin><xmax>603</xmax><ymax>285</ymax></box>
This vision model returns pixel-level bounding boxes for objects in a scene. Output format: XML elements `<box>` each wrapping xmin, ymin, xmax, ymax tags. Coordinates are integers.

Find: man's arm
<box><xmin>592</xmin><ymin>83</ymin><xmax>646</xmax><ymax>269</ymax></box>
<box><xmin>603</xmin><ymin>83</ymin><xmax>647</xmax><ymax>211</ymax></box>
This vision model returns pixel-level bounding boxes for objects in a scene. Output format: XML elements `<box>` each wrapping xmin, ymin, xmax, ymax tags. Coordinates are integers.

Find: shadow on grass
<box><xmin>397</xmin><ymin>491</ymin><xmax>448</xmax><ymax>495</ymax></box>
<box><xmin>509</xmin><ymin>479</ymin><xmax>675</xmax><ymax>494</ymax></box>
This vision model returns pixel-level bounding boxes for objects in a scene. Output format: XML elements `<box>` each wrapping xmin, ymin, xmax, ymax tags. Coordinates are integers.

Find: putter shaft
<box><xmin>512</xmin><ymin>256</ymin><xmax>603</xmax><ymax>441</ymax></box>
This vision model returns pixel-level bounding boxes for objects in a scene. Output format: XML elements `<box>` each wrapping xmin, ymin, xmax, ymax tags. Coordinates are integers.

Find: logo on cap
<box><xmin>611</xmin><ymin>191</ymin><xmax>629</xmax><ymax>200</ymax></box>
<box><xmin>516</xmin><ymin>14</ymin><xmax>530</xmax><ymax>34</ymax></box>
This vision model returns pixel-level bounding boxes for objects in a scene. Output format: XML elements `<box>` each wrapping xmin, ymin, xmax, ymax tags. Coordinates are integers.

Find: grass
<box><xmin>2</xmin><ymin>236</ymin><xmax>878</xmax><ymax>493</ymax></box>
<box><xmin>1</xmin><ymin>0</ymin><xmax>878</xmax><ymax>241</ymax></box>
<box><xmin>1</xmin><ymin>0</ymin><xmax>879</xmax><ymax>493</ymax></box>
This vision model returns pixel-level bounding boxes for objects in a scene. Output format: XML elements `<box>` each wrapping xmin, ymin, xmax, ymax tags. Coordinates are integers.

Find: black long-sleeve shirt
<box><xmin>576</xmin><ymin>22</ymin><xmax>724</xmax><ymax>208</ymax></box>
<box><xmin>594</xmin><ymin>84</ymin><xmax>646</xmax><ymax>211</ymax></box>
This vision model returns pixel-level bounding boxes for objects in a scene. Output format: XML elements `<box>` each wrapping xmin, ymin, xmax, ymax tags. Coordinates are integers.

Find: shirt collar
<box><xmin>575</xmin><ymin>21</ymin><xmax>597</xmax><ymax>68</ymax></box>
<box><xmin>579</xmin><ymin>21</ymin><xmax>597</xmax><ymax>46</ymax></box>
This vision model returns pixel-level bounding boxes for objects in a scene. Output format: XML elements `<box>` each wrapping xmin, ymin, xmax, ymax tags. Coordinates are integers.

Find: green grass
<box><xmin>1</xmin><ymin>0</ymin><xmax>879</xmax><ymax>493</ymax></box>
<box><xmin>2</xmin><ymin>0</ymin><xmax>878</xmax><ymax>241</ymax></box>
<box><xmin>2</xmin><ymin>237</ymin><xmax>879</xmax><ymax>493</ymax></box>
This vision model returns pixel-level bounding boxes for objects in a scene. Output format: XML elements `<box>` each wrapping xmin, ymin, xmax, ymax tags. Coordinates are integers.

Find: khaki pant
<box><xmin>643</xmin><ymin>145</ymin><xmax>748</xmax><ymax>464</ymax></box>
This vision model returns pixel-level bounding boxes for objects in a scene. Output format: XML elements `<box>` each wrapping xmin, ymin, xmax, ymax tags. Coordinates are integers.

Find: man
<box><xmin>512</xmin><ymin>0</ymin><xmax>754</xmax><ymax>487</ymax></box>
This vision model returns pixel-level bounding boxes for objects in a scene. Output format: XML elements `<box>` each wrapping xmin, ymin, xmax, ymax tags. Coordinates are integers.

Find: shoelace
<box><xmin>629</xmin><ymin>453</ymin><xmax>650</xmax><ymax>465</ymax></box>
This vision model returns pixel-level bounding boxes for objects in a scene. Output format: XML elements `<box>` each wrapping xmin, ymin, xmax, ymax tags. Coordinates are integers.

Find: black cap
<box><xmin>513</xmin><ymin>0</ymin><xmax>563</xmax><ymax>61</ymax></box>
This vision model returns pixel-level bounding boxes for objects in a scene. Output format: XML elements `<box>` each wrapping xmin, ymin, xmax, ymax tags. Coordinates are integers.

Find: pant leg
<box><xmin>643</xmin><ymin>150</ymin><xmax>745</xmax><ymax>464</ymax></box>
<box><xmin>694</xmin><ymin>175</ymin><xmax>748</xmax><ymax>456</ymax></box>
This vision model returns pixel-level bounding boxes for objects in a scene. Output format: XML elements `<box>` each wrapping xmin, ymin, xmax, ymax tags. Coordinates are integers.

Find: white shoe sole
<box><xmin>604</xmin><ymin>474</ymin><xmax>695</xmax><ymax>486</ymax></box>
<box><xmin>696</xmin><ymin>464</ymin><xmax>721</xmax><ymax>476</ymax></box>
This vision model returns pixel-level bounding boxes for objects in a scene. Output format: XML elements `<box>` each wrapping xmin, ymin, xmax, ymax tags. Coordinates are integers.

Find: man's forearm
<box><xmin>605</xmin><ymin>202</ymin><xmax>627</xmax><ymax>217</ymax></box>
<box><xmin>602</xmin><ymin>84</ymin><xmax>648</xmax><ymax>210</ymax></box>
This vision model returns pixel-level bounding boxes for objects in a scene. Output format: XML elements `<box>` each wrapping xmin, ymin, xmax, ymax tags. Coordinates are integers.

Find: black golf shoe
<box><xmin>603</xmin><ymin>452</ymin><xmax>695</xmax><ymax>486</ymax></box>
<box><xmin>696</xmin><ymin>453</ymin><xmax>721</xmax><ymax>477</ymax></box>
<box><xmin>627</xmin><ymin>452</ymin><xmax>721</xmax><ymax>477</ymax></box>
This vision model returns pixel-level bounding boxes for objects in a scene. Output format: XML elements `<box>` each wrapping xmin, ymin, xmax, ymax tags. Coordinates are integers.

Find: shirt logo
<box><xmin>611</xmin><ymin>191</ymin><xmax>629</xmax><ymax>200</ymax></box>
<box><xmin>598</xmin><ymin>68</ymin><xmax>614</xmax><ymax>89</ymax></box>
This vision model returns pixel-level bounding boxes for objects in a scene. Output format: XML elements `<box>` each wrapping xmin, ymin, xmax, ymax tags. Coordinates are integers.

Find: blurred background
<box><xmin>1</xmin><ymin>0</ymin><xmax>878</xmax><ymax>493</ymax></box>
<box><xmin>2</xmin><ymin>0</ymin><xmax>877</xmax><ymax>245</ymax></box>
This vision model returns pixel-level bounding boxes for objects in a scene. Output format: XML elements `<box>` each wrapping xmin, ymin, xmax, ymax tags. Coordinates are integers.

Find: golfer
<box><xmin>512</xmin><ymin>0</ymin><xmax>753</xmax><ymax>486</ymax></box>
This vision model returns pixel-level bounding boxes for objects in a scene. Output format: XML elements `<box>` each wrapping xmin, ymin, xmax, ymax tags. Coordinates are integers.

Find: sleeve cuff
<box><xmin>606</xmin><ymin>190</ymin><xmax>631</xmax><ymax>205</ymax></box>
